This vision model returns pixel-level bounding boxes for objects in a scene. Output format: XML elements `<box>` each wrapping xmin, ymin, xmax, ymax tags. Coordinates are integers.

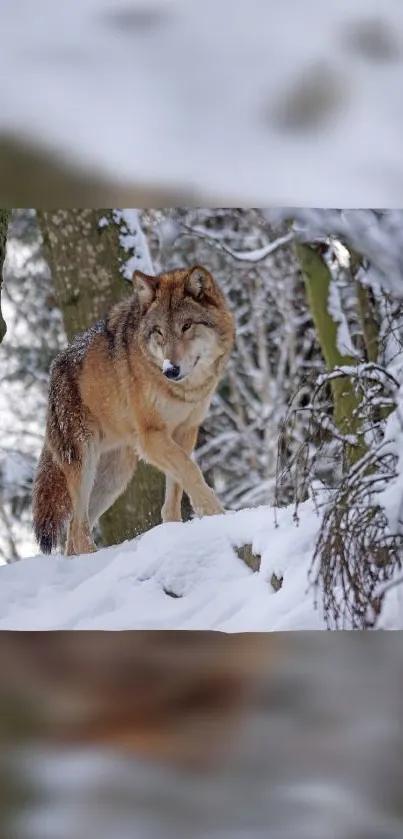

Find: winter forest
<box><xmin>1</xmin><ymin>208</ymin><xmax>403</xmax><ymax>630</ymax></box>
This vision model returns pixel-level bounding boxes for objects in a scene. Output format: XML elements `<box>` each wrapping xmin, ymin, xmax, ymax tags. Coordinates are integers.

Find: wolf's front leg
<box><xmin>161</xmin><ymin>425</ymin><xmax>200</xmax><ymax>523</ymax></box>
<box><xmin>139</xmin><ymin>428</ymin><xmax>223</xmax><ymax>520</ymax></box>
<box><xmin>162</xmin><ymin>476</ymin><xmax>183</xmax><ymax>523</ymax></box>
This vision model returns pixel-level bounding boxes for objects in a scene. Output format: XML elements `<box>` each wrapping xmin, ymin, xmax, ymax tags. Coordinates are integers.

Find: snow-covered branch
<box><xmin>113</xmin><ymin>209</ymin><xmax>154</xmax><ymax>277</ymax></box>
<box><xmin>265</xmin><ymin>209</ymin><xmax>403</xmax><ymax>301</ymax></box>
<box><xmin>179</xmin><ymin>224</ymin><xmax>294</xmax><ymax>262</ymax></box>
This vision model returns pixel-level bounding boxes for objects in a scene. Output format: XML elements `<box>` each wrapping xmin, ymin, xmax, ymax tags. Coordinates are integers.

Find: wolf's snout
<box><xmin>163</xmin><ymin>360</ymin><xmax>181</xmax><ymax>380</ymax></box>
<box><xmin>165</xmin><ymin>364</ymin><xmax>180</xmax><ymax>380</ymax></box>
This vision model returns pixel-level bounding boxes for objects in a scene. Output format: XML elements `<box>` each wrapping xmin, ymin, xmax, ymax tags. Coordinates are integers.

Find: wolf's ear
<box><xmin>132</xmin><ymin>271</ymin><xmax>158</xmax><ymax>309</ymax></box>
<box><xmin>185</xmin><ymin>266</ymin><xmax>213</xmax><ymax>300</ymax></box>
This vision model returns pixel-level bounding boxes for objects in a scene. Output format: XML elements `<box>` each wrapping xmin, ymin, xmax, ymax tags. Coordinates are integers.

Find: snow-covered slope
<box><xmin>0</xmin><ymin>502</ymin><xmax>403</xmax><ymax>632</ymax></box>
<box><xmin>0</xmin><ymin>503</ymin><xmax>325</xmax><ymax>630</ymax></box>
<box><xmin>0</xmin><ymin>500</ymin><xmax>401</xmax><ymax>630</ymax></box>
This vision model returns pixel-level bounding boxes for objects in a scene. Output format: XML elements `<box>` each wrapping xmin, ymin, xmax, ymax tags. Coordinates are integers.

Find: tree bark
<box><xmin>295</xmin><ymin>242</ymin><xmax>366</xmax><ymax>465</ymax></box>
<box><xmin>37</xmin><ymin>209</ymin><xmax>165</xmax><ymax>546</ymax></box>
<box><xmin>0</xmin><ymin>209</ymin><xmax>11</xmax><ymax>344</ymax></box>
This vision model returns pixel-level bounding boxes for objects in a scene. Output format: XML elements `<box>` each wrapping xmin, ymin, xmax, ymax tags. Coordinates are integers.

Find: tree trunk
<box><xmin>295</xmin><ymin>242</ymin><xmax>366</xmax><ymax>466</ymax></box>
<box><xmin>0</xmin><ymin>209</ymin><xmax>11</xmax><ymax>344</ymax></box>
<box><xmin>36</xmin><ymin>209</ymin><xmax>165</xmax><ymax>546</ymax></box>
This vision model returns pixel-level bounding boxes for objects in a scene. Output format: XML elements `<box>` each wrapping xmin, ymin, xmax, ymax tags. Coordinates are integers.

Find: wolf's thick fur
<box><xmin>32</xmin><ymin>265</ymin><xmax>235</xmax><ymax>556</ymax></box>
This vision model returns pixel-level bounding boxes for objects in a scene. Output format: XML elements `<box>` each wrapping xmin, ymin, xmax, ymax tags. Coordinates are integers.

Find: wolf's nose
<box><xmin>164</xmin><ymin>363</ymin><xmax>181</xmax><ymax>380</ymax></box>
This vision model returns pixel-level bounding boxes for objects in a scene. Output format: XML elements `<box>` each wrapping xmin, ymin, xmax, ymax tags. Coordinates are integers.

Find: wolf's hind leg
<box><xmin>65</xmin><ymin>520</ymin><xmax>76</xmax><ymax>556</ymax></box>
<box><xmin>64</xmin><ymin>445</ymin><xmax>99</xmax><ymax>556</ymax></box>
<box><xmin>88</xmin><ymin>446</ymin><xmax>138</xmax><ymax>528</ymax></box>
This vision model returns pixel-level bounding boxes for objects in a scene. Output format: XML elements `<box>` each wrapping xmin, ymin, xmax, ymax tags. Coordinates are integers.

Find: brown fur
<box><xmin>32</xmin><ymin>265</ymin><xmax>235</xmax><ymax>556</ymax></box>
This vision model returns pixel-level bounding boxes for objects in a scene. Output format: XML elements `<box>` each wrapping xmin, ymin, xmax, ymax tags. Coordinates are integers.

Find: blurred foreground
<box><xmin>1</xmin><ymin>632</ymin><xmax>403</xmax><ymax>838</ymax></box>
<box><xmin>2</xmin><ymin>1</ymin><xmax>403</xmax><ymax>204</ymax></box>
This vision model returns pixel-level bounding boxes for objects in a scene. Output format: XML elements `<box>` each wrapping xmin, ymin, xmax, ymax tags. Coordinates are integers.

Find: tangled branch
<box><xmin>310</xmin><ymin>444</ymin><xmax>403</xmax><ymax>629</ymax></box>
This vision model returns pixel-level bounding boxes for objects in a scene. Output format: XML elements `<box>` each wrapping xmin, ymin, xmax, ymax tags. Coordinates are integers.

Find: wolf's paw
<box><xmin>194</xmin><ymin>495</ymin><xmax>224</xmax><ymax>518</ymax></box>
<box><xmin>161</xmin><ymin>505</ymin><xmax>183</xmax><ymax>524</ymax></box>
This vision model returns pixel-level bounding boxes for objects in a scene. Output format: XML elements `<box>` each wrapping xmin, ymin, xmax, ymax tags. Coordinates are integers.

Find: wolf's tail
<box><xmin>32</xmin><ymin>445</ymin><xmax>72</xmax><ymax>554</ymax></box>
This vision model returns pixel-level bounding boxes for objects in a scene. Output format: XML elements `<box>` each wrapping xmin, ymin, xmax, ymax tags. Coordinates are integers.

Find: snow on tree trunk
<box><xmin>296</xmin><ymin>242</ymin><xmax>367</xmax><ymax>466</ymax></box>
<box><xmin>36</xmin><ymin>209</ymin><xmax>164</xmax><ymax>546</ymax></box>
<box><xmin>0</xmin><ymin>209</ymin><xmax>10</xmax><ymax>344</ymax></box>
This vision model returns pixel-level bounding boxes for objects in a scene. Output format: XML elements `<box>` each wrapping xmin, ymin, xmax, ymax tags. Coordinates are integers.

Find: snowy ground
<box><xmin>0</xmin><ymin>499</ymin><xmax>401</xmax><ymax>630</ymax></box>
<box><xmin>0</xmin><ymin>502</ymin><xmax>323</xmax><ymax>630</ymax></box>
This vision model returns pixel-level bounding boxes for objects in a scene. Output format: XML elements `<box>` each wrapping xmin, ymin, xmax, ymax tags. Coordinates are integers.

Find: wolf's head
<box><xmin>132</xmin><ymin>265</ymin><xmax>234</xmax><ymax>383</ymax></box>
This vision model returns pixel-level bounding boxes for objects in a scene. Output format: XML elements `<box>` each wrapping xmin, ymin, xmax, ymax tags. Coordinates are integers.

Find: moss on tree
<box><xmin>296</xmin><ymin>242</ymin><xmax>367</xmax><ymax>466</ymax></box>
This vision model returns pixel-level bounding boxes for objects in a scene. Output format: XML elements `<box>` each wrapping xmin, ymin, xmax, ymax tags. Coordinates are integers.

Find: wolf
<box><xmin>32</xmin><ymin>265</ymin><xmax>235</xmax><ymax>556</ymax></box>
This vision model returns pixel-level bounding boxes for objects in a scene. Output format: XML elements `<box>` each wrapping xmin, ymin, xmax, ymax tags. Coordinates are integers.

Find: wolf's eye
<box><xmin>182</xmin><ymin>322</ymin><xmax>192</xmax><ymax>333</ymax></box>
<box><xmin>152</xmin><ymin>327</ymin><xmax>163</xmax><ymax>338</ymax></box>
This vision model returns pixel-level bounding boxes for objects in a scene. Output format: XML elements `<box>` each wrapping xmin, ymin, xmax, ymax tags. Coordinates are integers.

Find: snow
<box><xmin>0</xmin><ymin>495</ymin><xmax>399</xmax><ymax>630</ymax></box>
<box><xmin>3</xmin><ymin>1</ymin><xmax>403</xmax><ymax>205</ymax></box>
<box><xmin>265</xmin><ymin>209</ymin><xmax>403</xmax><ymax>301</ymax></box>
<box><xmin>0</xmin><ymin>501</ymin><xmax>327</xmax><ymax>630</ymax></box>
<box><xmin>327</xmin><ymin>280</ymin><xmax>357</xmax><ymax>359</ymax></box>
<box><xmin>0</xmin><ymin>236</ymin><xmax>55</xmax><ymax>561</ymax></box>
<box><xmin>113</xmin><ymin>209</ymin><xmax>155</xmax><ymax>278</ymax></box>
<box><xmin>184</xmin><ymin>227</ymin><xmax>295</xmax><ymax>263</ymax></box>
